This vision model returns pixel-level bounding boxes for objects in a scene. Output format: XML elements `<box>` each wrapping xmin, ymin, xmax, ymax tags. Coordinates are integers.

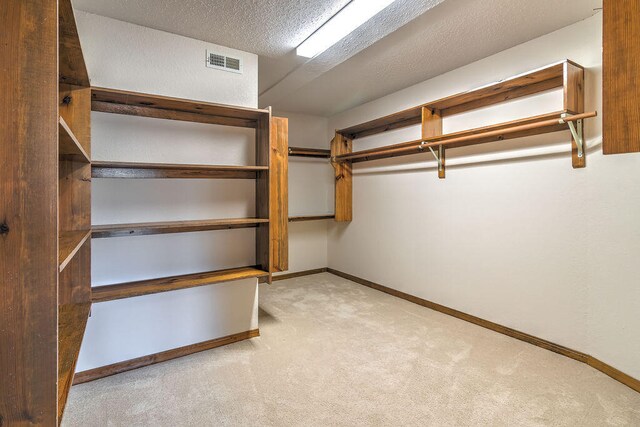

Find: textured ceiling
<box><xmin>74</xmin><ymin>0</ymin><xmax>602</xmax><ymax>117</ymax></box>
<box><xmin>273</xmin><ymin>0</ymin><xmax>602</xmax><ymax>116</ymax></box>
<box><xmin>72</xmin><ymin>0</ymin><xmax>351</xmax><ymax>57</ymax></box>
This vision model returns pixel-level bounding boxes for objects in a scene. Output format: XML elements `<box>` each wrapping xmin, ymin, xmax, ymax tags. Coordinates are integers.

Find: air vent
<box><xmin>206</xmin><ymin>50</ymin><xmax>242</xmax><ymax>74</ymax></box>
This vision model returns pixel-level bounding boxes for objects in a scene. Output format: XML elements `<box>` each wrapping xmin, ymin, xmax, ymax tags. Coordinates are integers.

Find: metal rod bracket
<box><xmin>426</xmin><ymin>144</ymin><xmax>443</xmax><ymax>170</ymax></box>
<box><xmin>561</xmin><ymin>113</ymin><xmax>584</xmax><ymax>158</ymax></box>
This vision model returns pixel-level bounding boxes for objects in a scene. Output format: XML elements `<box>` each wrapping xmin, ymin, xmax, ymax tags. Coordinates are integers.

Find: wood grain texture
<box><xmin>92</xmin><ymin>267</ymin><xmax>269</xmax><ymax>302</ymax></box>
<box><xmin>603</xmin><ymin>0</ymin><xmax>640</xmax><ymax>154</ymax></box>
<box><xmin>91</xmin><ymin>87</ymin><xmax>269</xmax><ymax>128</ymax></box>
<box><xmin>256</xmin><ymin>110</ymin><xmax>272</xmax><ymax>275</ymax></box>
<box><xmin>326</xmin><ymin>268</ymin><xmax>640</xmax><ymax>394</ymax></box>
<box><xmin>422</xmin><ymin>107</ymin><xmax>444</xmax><ymax>178</ymax></box>
<box><xmin>57</xmin><ymin>302</ymin><xmax>91</xmax><ymax>421</ymax></box>
<box><xmin>59</xmin><ymin>239</ymin><xmax>91</xmax><ymax>306</ymax></box>
<box><xmin>289</xmin><ymin>215</ymin><xmax>335</xmax><ymax>222</ymax></box>
<box><xmin>331</xmin><ymin>132</ymin><xmax>353</xmax><ymax>222</ymax></box>
<box><xmin>59</xmin><ymin>230</ymin><xmax>91</xmax><ymax>272</ymax></box>
<box><xmin>59</xmin><ymin>116</ymin><xmax>90</xmax><ymax>162</ymax></box>
<box><xmin>58</xmin><ymin>0</ymin><xmax>89</xmax><ymax>87</ymax></box>
<box><xmin>338</xmin><ymin>61</ymin><xmax>574</xmax><ymax>139</ymax></box>
<box><xmin>92</xmin><ymin>161</ymin><xmax>268</xmax><ymax>179</ymax></box>
<box><xmin>59</xmin><ymin>84</ymin><xmax>91</xmax><ymax>156</ymax></box>
<box><xmin>92</xmin><ymin>218</ymin><xmax>269</xmax><ymax>238</ymax></box>
<box><xmin>74</xmin><ymin>329</ymin><xmax>260</xmax><ymax>384</ymax></box>
<box><xmin>288</xmin><ymin>147</ymin><xmax>331</xmax><ymax>158</ymax></box>
<box><xmin>270</xmin><ymin>117</ymin><xmax>289</xmax><ymax>272</ymax></box>
<box><xmin>564</xmin><ymin>62</ymin><xmax>586</xmax><ymax>168</ymax></box>
<box><xmin>336</xmin><ymin>112</ymin><xmax>597</xmax><ymax>163</ymax></box>
<box><xmin>0</xmin><ymin>1</ymin><xmax>59</xmax><ymax>423</ymax></box>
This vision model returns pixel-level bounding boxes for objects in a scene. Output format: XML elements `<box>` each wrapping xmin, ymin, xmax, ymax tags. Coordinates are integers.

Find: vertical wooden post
<box><xmin>256</xmin><ymin>108</ymin><xmax>272</xmax><ymax>278</ymax></box>
<box><xmin>563</xmin><ymin>62</ymin><xmax>586</xmax><ymax>168</ymax></box>
<box><xmin>270</xmin><ymin>117</ymin><xmax>288</xmax><ymax>272</ymax></box>
<box><xmin>331</xmin><ymin>132</ymin><xmax>352</xmax><ymax>222</ymax></box>
<box><xmin>422</xmin><ymin>107</ymin><xmax>444</xmax><ymax>178</ymax></box>
<box><xmin>0</xmin><ymin>0</ymin><xmax>59</xmax><ymax>424</ymax></box>
<box><xmin>603</xmin><ymin>0</ymin><xmax>640</xmax><ymax>154</ymax></box>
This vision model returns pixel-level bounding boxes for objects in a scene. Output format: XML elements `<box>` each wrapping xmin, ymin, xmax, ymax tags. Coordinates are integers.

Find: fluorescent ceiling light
<box><xmin>297</xmin><ymin>0</ymin><xmax>397</xmax><ymax>58</ymax></box>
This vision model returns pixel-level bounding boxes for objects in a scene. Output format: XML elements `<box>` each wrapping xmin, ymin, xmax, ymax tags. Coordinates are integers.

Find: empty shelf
<box><xmin>336</xmin><ymin>111</ymin><xmax>596</xmax><ymax>163</ymax></box>
<box><xmin>58</xmin><ymin>302</ymin><xmax>91</xmax><ymax>418</ymax></box>
<box><xmin>92</xmin><ymin>267</ymin><xmax>270</xmax><ymax>302</ymax></box>
<box><xmin>92</xmin><ymin>218</ymin><xmax>270</xmax><ymax>238</ymax></box>
<box><xmin>92</xmin><ymin>161</ymin><xmax>268</xmax><ymax>179</ymax></box>
<box><xmin>59</xmin><ymin>230</ymin><xmax>91</xmax><ymax>272</ymax></box>
<box><xmin>338</xmin><ymin>60</ymin><xmax>578</xmax><ymax>139</ymax></box>
<box><xmin>59</xmin><ymin>117</ymin><xmax>90</xmax><ymax>162</ymax></box>
<box><xmin>92</xmin><ymin>87</ymin><xmax>270</xmax><ymax>128</ymax></box>
<box><xmin>289</xmin><ymin>215</ymin><xmax>335</xmax><ymax>222</ymax></box>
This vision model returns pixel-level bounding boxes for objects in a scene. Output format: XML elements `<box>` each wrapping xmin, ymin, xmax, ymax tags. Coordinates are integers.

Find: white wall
<box><xmin>327</xmin><ymin>14</ymin><xmax>640</xmax><ymax>380</ymax></box>
<box><xmin>273</xmin><ymin>111</ymin><xmax>334</xmax><ymax>274</ymax></box>
<box><xmin>76</xmin><ymin>12</ymin><xmax>260</xmax><ymax>371</ymax></box>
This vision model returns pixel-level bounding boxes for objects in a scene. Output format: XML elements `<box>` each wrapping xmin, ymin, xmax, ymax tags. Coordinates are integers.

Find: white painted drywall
<box><xmin>75</xmin><ymin>12</ymin><xmax>260</xmax><ymax>371</ymax></box>
<box><xmin>273</xmin><ymin>111</ymin><xmax>334</xmax><ymax>274</ymax></box>
<box><xmin>327</xmin><ymin>14</ymin><xmax>640</xmax><ymax>380</ymax></box>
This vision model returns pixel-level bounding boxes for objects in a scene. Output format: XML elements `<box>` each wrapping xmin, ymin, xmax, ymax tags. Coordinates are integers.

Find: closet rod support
<box><xmin>561</xmin><ymin>113</ymin><xmax>584</xmax><ymax>158</ymax></box>
<box><xmin>426</xmin><ymin>144</ymin><xmax>443</xmax><ymax>170</ymax></box>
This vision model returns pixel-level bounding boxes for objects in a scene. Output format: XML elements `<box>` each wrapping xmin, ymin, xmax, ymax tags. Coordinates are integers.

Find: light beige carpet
<box><xmin>63</xmin><ymin>273</ymin><xmax>640</xmax><ymax>426</ymax></box>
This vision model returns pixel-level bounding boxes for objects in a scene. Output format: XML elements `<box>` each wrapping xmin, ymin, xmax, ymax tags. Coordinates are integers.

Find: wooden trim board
<box><xmin>74</xmin><ymin>329</ymin><xmax>260</xmax><ymax>385</ymax></box>
<box><xmin>272</xmin><ymin>268</ymin><xmax>328</xmax><ymax>281</ymax></box>
<box><xmin>325</xmin><ymin>268</ymin><xmax>640</xmax><ymax>394</ymax></box>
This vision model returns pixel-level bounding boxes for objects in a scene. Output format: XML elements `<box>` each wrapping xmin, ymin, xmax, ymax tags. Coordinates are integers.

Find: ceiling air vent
<box><xmin>206</xmin><ymin>50</ymin><xmax>242</xmax><ymax>74</ymax></box>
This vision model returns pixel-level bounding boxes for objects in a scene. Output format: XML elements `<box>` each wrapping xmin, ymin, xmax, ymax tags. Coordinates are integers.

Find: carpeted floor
<box><xmin>63</xmin><ymin>273</ymin><xmax>640</xmax><ymax>426</ymax></box>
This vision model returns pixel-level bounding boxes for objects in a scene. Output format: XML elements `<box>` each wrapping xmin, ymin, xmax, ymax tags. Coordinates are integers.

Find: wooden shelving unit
<box><xmin>331</xmin><ymin>60</ymin><xmax>597</xmax><ymax>222</ymax></box>
<box><xmin>87</xmin><ymin>65</ymin><xmax>288</xmax><ymax>380</ymax></box>
<box><xmin>90</xmin><ymin>91</ymin><xmax>287</xmax><ymax>274</ymax></box>
<box><xmin>57</xmin><ymin>0</ymin><xmax>93</xmax><ymax>422</ymax></box>
<box><xmin>92</xmin><ymin>218</ymin><xmax>270</xmax><ymax>238</ymax></box>
<box><xmin>92</xmin><ymin>267</ymin><xmax>270</xmax><ymax>302</ymax></box>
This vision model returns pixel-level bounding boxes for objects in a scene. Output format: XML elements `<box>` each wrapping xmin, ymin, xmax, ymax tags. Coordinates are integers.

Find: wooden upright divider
<box><xmin>331</xmin><ymin>132</ymin><xmax>353</xmax><ymax>222</ymax></box>
<box><xmin>603</xmin><ymin>0</ymin><xmax>640</xmax><ymax>154</ymax></box>
<box><xmin>563</xmin><ymin>61</ymin><xmax>585</xmax><ymax>168</ymax></box>
<box><xmin>422</xmin><ymin>107</ymin><xmax>444</xmax><ymax>178</ymax></box>
<box><xmin>1</xmin><ymin>0</ymin><xmax>59</xmax><ymax>424</ymax></box>
<box><xmin>270</xmin><ymin>117</ymin><xmax>289</xmax><ymax>272</ymax></box>
<box><xmin>256</xmin><ymin>108</ymin><xmax>273</xmax><ymax>280</ymax></box>
<box><xmin>57</xmin><ymin>0</ymin><xmax>92</xmax><ymax>422</ymax></box>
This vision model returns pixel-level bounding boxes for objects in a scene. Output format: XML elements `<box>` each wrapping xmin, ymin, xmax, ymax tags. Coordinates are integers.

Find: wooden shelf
<box><xmin>336</xmin><ymin>111</ymin><xmax>597</xmax><ymax>163</ymax></box>
<box><xmin>59</xmin><ymin>230</ymin><xmax>91</xmax><ymax>272</ymax></box>
<box><xmin>92</xmin><ymin>267</ymin><xmax>270</xmax><ymax>302</ymax></box>
<box><xmin>91</xmin><ymin>87</ymin><xmax>270</xmax><ymax>128</ymax></box>
<box><xmin>59</xmin><ymin>0</ymin><xmax>89</xmax><ymax>87</ymax></box>
<box><xmin>58</xmin><ymin>302</ymin><xmax>91</xmax><ymax>420</ymax></box>
<box><xmin>288</xmin><ymin>147</ymin><xmax>331</xmax><ymax>158</ymax></box>
<box><xmin>289</xmin><ymin>215</ymin><xmax>335</xmax><ymax>222</ymax></box>
<box><xmin>92</xmin><ymin>161</ymin><xmax>268</xmax><ymax>179</ymax></box>
<box><xmin>59</xmin><ymin>116</ymin><xmax>90</xmax><ymax>162</ymax></box>
<box><xmin>338</xmin><ymin>60</ymin><xmax>579</xmax><ymax>140</ymax></box>
<box><xmin>92</xmin><ymin>218</ymin><xmax>270</xmax><ymax>238</ymax></box>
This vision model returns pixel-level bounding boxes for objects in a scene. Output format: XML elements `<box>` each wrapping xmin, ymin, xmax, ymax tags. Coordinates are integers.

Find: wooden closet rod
<box><xmin>335</xmin><ymin>111</ymin><xmax>597</xmax><ymax>163</ymax></box>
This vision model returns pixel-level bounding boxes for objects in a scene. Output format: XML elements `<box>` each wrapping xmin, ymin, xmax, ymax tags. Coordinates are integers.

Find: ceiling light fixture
<box><xmin>296</xmin><ymin>0</ymin><xmax>397</xmax><ymax>58</ymax></box>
